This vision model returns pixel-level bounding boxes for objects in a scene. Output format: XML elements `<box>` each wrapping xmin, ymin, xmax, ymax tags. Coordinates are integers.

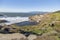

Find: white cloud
<box><xmin>0</xmin><ymin>8</ymin><xmax>60</xmax><ymax>12</ymax></box>
<box><xmin>0</xmin><ymin>8</ymin><xmax>30</xmax><ymax>12</ymax></box>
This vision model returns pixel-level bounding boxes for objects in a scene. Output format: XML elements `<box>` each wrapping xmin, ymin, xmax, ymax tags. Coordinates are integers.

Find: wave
<box><xmin>0</xmin><ymin>17</ymin><xmax>29</xmax><ymax>25</ymax></box>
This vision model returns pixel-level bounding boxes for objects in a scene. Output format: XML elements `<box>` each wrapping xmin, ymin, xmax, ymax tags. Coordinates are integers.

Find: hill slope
<box><xmin>18</xmin><ymin>11</ymin><xmax>60</xmax><ymax>40</ymax></box>
<box><xmin>0</xmin><ymin>11</ymin><xmax>60</xmax><ymax>40</ymax></box>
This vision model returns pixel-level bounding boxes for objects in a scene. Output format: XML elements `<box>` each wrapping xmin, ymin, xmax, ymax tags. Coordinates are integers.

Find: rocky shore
<box><xmin>0</xmin><ymin>11</ymin><xmax>60</xmax><ymax>40</ymax></box>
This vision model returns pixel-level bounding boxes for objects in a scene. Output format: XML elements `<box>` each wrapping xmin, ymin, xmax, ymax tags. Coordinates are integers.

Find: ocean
<box><xmin>0</xmin><ymin>12</ymin><xmax>42</xmax><ymax>26</ymax></box>
<box><xmin>1</xmin><ymin>13</ymin><xmax>39</xmax><ymax>17</ymax></box>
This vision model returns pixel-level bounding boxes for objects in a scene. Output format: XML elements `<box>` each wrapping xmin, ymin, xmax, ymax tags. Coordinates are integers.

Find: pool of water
<box><xmin>15</xmin><ymin>21</ymin><xmax>38</xmax><ymax>26</ymax></box>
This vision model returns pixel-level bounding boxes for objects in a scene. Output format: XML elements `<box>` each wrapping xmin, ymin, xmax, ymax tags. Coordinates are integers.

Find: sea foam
<box><xmin>0</xmin><ymin>17</ymin><xmax>29</xmax><ymax>25</ymax></box>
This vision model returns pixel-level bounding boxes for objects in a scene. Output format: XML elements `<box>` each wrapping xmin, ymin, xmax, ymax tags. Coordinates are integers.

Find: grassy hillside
<box><xmin>19</xmin><ymin>11</ymin><xmax>60</xmax><ymax>34</ymax></box>
<box><xmin>18</xmin><ymin>11</ymin><xmax>60</xmax><ymax>40</ymax></box>
<box><xmin>0</xmin><ymin>11</ymin><xmax>60</xmax><ymax>40</ymax></box>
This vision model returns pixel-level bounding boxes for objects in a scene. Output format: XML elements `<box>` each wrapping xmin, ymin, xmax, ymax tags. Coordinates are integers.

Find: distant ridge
<box><xmin>0</xmin><ymin>11</ymin><xmax>48</xmax><ymax>17</ymax></box>
<box><xmin>53</xmin><ymin>10</ymin><xmax>60</xmax><ymax>13</ymax></box>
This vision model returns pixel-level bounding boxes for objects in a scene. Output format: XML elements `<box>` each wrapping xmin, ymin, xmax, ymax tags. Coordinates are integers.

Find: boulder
<box><xmin>27</xmin><ymin>34</ymin><xmax>37</xmax><ymax>40</ymax></box>
<box><xmin>0</xmin><ymin>33</ymin><xmax>26</xmax><ymax>40</ymax></box>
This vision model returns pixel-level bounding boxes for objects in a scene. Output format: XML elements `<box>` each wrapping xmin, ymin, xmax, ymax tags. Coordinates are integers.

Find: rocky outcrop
<box><xmin>0</xmin><ymin>33</ymin><xmax>37</xmax><ymax>40</ymax></box>
<box><xmin>27</xmin><ymin>34</ymin><xmax>37</xmax><ymax>40</ymax></box>
<box><xmin>29</xmin><ymin>14</ymin><xmax>49</xmax><ymax>23</ymax></box>
<box><xmin>0</xmin><ymin>33</ymin><xmax>26</xmax><ymax>40</ymax></box>
<box><xmin>0</xmin><ymin>25</ymin><xmax>20</xmax><ymax>33</ymax></box>
<box><xmin>0</xmin><ymin>32</ymin><xmax>59</xmax><ymax>40</ymax></box>
<box><xmin>35</xmin><ymin>35</ymin><xmax>59</xmax><ymax>40</ymax></box>
<box><xmin>0</xmin><ymin>20</ymin><xmax>8</xmax><ymax>23</ymax></box>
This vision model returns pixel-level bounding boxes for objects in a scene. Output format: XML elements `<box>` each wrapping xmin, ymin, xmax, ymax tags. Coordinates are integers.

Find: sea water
<box><xmin>0</xmin><ymin>16</ymin><xmax>29</xmax><ymax>25</ymax></box>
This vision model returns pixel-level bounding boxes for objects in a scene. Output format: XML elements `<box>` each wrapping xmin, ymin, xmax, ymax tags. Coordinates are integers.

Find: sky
<box><xmin>0</xmin><ymin>0</ymin><xmax>60</xmax><ymax>12</ymax></box>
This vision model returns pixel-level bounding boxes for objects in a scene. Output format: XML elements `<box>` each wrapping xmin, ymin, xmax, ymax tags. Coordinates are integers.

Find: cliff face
<box><xmin>0</xmin><ymin>33</ymin><xmax>26</xmax><ymax>40</ymax></box>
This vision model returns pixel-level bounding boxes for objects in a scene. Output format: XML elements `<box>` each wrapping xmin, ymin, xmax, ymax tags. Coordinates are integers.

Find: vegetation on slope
<box><xmin>19</xmin><ymin>11</ymin><xmax>60</xmax><ymax>40</ymax></box>
<box><xmin>0</xmin><ymin>11</ymin><xmax>60</xmax><ymax>40</ymax></box>
<box><xmin>19</xmin><ymin>11</ymin><xmax>60</xmax><ymax>34</ymax></box>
